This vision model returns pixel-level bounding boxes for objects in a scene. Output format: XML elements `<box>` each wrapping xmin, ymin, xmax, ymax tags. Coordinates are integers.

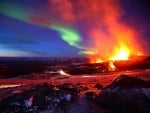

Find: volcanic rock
<box><xmin>95</xmin><ymin>84</ymin><xmax>103</xmax><ymax>89</ymax></box>
<box><xmin>106</xmin><ymin>74</ymin><xmax>150</xmax><ymax>89</ymax></box>
<box><xmin>0</xmin><ymin>83</ymin><xmax>80</xmax><ymax>113</ymax></box>
<box><xmin>96</xmin><ymin>75</ymin><xmax>150</xmax><ymax>113</ymax></box>
<box><xmin>67</xmin><ymin>63</ymin><xmax>107</xmax><ymax>75</ymax></box>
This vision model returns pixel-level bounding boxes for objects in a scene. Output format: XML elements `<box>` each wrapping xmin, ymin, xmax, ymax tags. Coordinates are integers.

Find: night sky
<box><xmin>0</xmin><ymin>0</ymin><xmax>150</xmax><ymax>57</ymax></box>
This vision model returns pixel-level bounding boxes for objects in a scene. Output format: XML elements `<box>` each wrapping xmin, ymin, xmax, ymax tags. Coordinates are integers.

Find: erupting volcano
<box><xmin>92</xmin><ymin>44</ymin><xmax>143</xmax><ymax>63</ymax></box>
<box><xmin>0</xmin><ymin>0</ymin><xmax>150</xmax><ymax>113</ymax></box>
<box><xmin>86</xmin><ymin>0</ymin><xmax>145</xmax><ymax>64</ymax></box>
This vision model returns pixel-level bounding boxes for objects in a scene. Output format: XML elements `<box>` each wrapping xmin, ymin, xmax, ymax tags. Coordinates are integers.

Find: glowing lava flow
<box><xmin>90</xmin><ymin>44</ymin><xmax>134</xmax><ymax>71</ymax></box>
<box><xmin>109</xmin><ymin>45</ymin><xmax>130</xmax><ymax>61</ymax></box>
<box><xmin>58</xmin><ymin>70</ymin><xmax>70</xmax><ymax>76</ymax></box>
<box><xmin>90</xmin><ymin>57</ymin><xmax>103</xmax><ymax>63</ymax></box>
<box><xmin>108</xmin><ymin>61</ymin><xmax>116</xmax><ymax>71</ymax></box>
<box><xmin>90</xmin><ymin>45</ymin><xmax>130</xmax><ymax>63</ymax></box>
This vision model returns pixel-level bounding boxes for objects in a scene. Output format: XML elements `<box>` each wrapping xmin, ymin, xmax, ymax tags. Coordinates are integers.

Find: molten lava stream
<box><xmin>109</xmin><ymin>46</ymin><xmax>130</xmax><ymax>61</ymax></box>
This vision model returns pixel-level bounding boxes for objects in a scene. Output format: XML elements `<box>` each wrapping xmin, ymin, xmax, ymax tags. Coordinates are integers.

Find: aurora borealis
<box><xmin>0</xmin><ymin>0</ymin><xmax>150</xmax><ymax>57</ymax></box>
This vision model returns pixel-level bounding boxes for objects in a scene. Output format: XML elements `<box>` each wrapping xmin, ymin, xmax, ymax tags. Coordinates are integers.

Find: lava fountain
<box><xmin>87</xmin><ymin>0</ymin><xmax>144</xmax><ymax>70</ymax></box>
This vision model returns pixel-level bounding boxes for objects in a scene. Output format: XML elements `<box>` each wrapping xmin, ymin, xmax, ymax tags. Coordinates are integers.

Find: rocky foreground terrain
<box><xmin>0</xmin><ymin>75</ymin><xmax>149</xmax><ymax>113</ymax></box>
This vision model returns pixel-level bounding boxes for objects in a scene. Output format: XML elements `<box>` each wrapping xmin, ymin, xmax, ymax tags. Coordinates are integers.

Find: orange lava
<box><xmin>109</xmin><ymin>44</ymin><xmax>130</xmax><ymax>61</ymax></box>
